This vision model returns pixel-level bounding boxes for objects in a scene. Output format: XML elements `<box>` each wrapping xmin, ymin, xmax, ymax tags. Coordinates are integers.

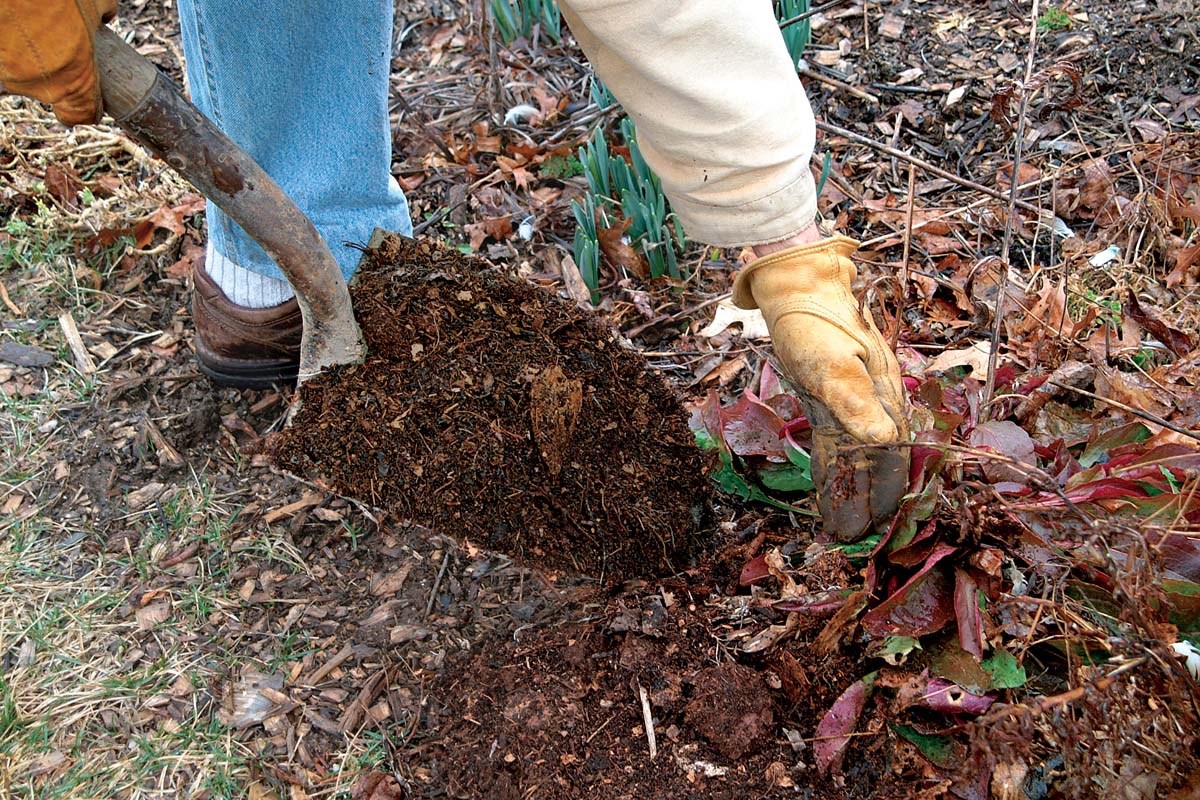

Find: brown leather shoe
<box><xmin>191</xmin><ymin>264</ymin><xmax>301</xmax><ymax>388</ymax></box>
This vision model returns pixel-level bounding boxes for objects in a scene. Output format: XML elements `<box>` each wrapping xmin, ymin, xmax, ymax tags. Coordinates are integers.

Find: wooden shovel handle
<box><xmin>93</xmin><ymin>27</ymin><xmax>364</xmax><ymax>384</ymax></box>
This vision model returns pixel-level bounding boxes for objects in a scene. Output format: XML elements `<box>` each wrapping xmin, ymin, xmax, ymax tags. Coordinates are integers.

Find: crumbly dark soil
<box><xmin>421</xmin><ymin>591</ymin><xmax>927</xmax><ymax>800</ymax></box>
<box><xmin>273</xmin><ymin>235</ymin><xmax>713</xmax><ymax>583</ymax></box>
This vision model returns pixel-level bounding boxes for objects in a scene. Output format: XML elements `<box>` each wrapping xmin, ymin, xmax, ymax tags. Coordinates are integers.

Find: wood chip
<box><xmin>263</xmin><ymin>491</ymin><xmax>324</xmax><ymax>524</ymax></box>
<box><xmin>58</xmin><ymin>312</ymin><xmax>96</xmax><ymax>375</ymax></box>
<box><xmin>126</xmin><ymin>481</ymin><xmax>167</xmax><ymax>510</ymax></box>
<box><xmin>0</xmin><ymin>341</ymin><xmax>53</xmax><ymax>367</ymax></box>
<box><xmin>145</xmin><ymin>418</ymin><xmax>185</xmax><ymax>469</ymax></box>
<box><xmin>370</xmin><ymin>564</ymin><xmax>413</xmax><ymax>596</ymax></box>
<box><xmin>302</xmin><ymin>643</ymin><xmax>355</xmax><ymax>686</ymax></box>
<box><xmin>368</xmin><ymin>700</ymin><xmax>391</xmax><ymax>722</ymax></box>
<box><xmin>557</xmin><ymin>254</ymin><xmax>594</xmax><ymax>308</ymax></box>
<box><xmin>338</xmin><ymin>669</ymin><xmax>389</xmax><ymax>733</ymax></box>
<box><xmin>301</xmin><ymin>707</ymin><xmax>343</xmax><ymax>736</ymax></box>
<box><xmin>361</xmin><ymin>599</ymin><xmax>403</xmax><ymax>627</ymax></box>
<box><xmin>390</xmin><ymin>624</ymin><xmax>432</xmax><ymax>644</ymax></box>
<box><xmin>879</xmin><ymin>13</ymin><xmax>905</xmax><ymax>39</ymax></box>
<box><xmin>0</xmin><ymin>281</ymin><xmax>23</xmax><ymax>315</ymax></box>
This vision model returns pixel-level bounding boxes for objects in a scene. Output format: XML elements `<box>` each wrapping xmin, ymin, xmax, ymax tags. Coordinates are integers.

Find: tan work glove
<box><xmin>733</xmin><ymin>236</ymin><xmax>909</xmax><ymax>540</ymax></box>
<box><xmin>0</xmin><ymin>0</ymin><xmax>118</xmax><ymax>125</ymax></box>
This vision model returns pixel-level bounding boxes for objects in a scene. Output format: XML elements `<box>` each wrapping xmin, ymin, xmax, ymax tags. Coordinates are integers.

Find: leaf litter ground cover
<box><xmin>4</xmin><ymin>0</ymin><xmax>1200</xmax><ymax>797</ymax></box>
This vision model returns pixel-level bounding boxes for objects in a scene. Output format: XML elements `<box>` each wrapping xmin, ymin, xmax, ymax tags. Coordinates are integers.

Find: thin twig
<box><xmin>893</xmin><ymin>162</ymin><xmax>916</xmax><ymax>350</ymax></box>
<box><xmin>424</xmin><ymin>550</ymin><xmax>452</xmax><ymax>619</ymax></box>
<box><xmin>815</xmin><ymin>120</ymin><xmax>1044</xmax><ymax>214</ymax></box>
<box><xmin>858</xmin><ymin>173</ymin><xmax>1059</xmax><ymax>249</ymax></box>
<box><xmin>981</xmin><ymin>0</ymin><xmax>1042</xmax><ymax>420</ymax></box>
<box><xmin>636</xmin><ymin>680</ymin><xmax>657</xmax><ymax>760</ymax></box>
<box><xmin>779</xmin><ymin>0</ymin><xmax>849</xmax><ymax>29</ymax></box>
<box><xmin>798</xmin><ymin>66</ymin><xmax>879</xmax><ymax>104</ymax></box>
<box><xmin>1048</xmin><ymin>381</ymin><xmax>1200</xmax><ymax>444</ymax></box>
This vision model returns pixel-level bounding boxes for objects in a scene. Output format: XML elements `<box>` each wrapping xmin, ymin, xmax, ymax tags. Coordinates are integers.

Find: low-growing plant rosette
<box><xmin>689</xmin><ymin>351</ymin><xmax>1200</xmax><ymax>783</ymax></box>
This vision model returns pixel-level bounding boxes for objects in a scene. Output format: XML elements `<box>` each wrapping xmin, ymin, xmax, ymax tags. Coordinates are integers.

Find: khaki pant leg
<box><xmin>557</xmin><ymin>0</ymin><xmax>817</xmax><ymax>247</ymax></box>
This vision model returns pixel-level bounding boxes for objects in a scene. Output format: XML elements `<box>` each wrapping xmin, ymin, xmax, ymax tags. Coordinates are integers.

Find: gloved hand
<box><xmin>733</xmin><ymin>235</ymin><xmax>909</xmax><ymax>540</ymax></box>
<box><xmin>0</xmin><ymin>0</ymin><xmax>118</xmax><ymax>125</ymax></box>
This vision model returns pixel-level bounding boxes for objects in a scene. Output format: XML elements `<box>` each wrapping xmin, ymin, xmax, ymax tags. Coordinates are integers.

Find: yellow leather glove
<box><xmin>0</xmin><ymin>0</ymin><xmax>118</xmax><ymax>125</ymax></box>
<box><xmin>733</xmin><ymin>236</ymin><xmax>909</xmax><ymax>540</ymax></box>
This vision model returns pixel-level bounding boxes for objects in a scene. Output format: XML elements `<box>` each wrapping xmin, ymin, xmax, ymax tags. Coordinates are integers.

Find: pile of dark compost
<box><xmin>273</xmin><ymin>234</ymin><xmax>713</xmax><ymax>582</ymax></box>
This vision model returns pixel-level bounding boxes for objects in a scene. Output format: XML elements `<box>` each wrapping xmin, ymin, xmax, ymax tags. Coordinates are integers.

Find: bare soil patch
<box><xmin>422</xmin><ymin>590</ymin><xmax>918</xmax><ymax>800</ymax></box>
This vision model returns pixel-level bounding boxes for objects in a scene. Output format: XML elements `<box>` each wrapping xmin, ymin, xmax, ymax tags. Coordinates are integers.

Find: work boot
<box><xmin>191</xmin><ymin>264</ymin><xmax>301</xmax><ymax>388</ymax></box>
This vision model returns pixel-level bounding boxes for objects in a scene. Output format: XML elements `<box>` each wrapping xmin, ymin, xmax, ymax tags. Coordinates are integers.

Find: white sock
<box><xmin>204</xmin><ymin>242</ymin><xmax>295</xmax><ymax>308</ymax></box>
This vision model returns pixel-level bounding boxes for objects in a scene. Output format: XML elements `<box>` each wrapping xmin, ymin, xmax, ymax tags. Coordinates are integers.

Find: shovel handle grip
<box><xmin>92</xmin><ymin>28</ymin><xmax>364</xmax><ymax>382</ymax></box>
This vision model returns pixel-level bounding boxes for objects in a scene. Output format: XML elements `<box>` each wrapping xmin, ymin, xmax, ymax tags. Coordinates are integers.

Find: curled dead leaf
<box><xmin>596</xmin><ymin>215</ymin><xmax>648</xmax><ymax>279</ymax></box>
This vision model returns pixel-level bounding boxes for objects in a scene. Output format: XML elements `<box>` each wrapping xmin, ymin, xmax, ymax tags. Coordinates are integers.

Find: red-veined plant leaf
<box><xmin>1113</xmin><ymin>444</ymin><xmax>1200</xmax><ymax>473</ymax></box>
<box><xmin>863</xmin><ymin>544</ymin><xmax>958</xmax><ymax>638</ymax></box>
<box><xmin>1067</xmin><ymin>477</ymin><xmax>1152</xmax><ymax>503</ymax></box>
<box><xmin>739</xmin><ymin>555</ymin><xmax>771</xmax><ymax>586</ymax></box>
<box><xmin>814</xmin><ymin>673</ymin><xmax>875</xmax><ymax>774</ymax></box>
<box><xmin>919</xmin><ymin>677</ymin><xmax>995</xmax><ymax>715</ymax></box>
<box><xmin>762</xmin><ymin>392</ymin><xmax>804</xmax><ymax>423</ymax></box>
<box><xmin>721</xmin><ymin>390</ymin><xmax>788</xmax><ymax>461</ymax></box>
<box><xmin>883</xmin><ymin>478</ymin><xmax>942</xmax><ymax>556</ymax></box>
<box><xmin>909</xmin><ymin>428</ymin><xmax>952</xmax><ymax>490</ymax></box>
<box><xmin>888</xmin><ymin>519</ymin><xmax>939</xmax><ymax>567</ymax></box>
<box><xmin>688</xmin><ymin>390</ymin><xmax>723</xmax><ymax>446</ymax></box>
<box><xmin>758</xmin><ymin>360</ymin><xmax>784</xmax><ymax>400</ymax></box>
<box><xmin>1077</xmin><ymin>422</ymin><xmax>1151</xmax><ymax>468</ymax></box>
<box><xmin>773</xmin><ymin>588</ymin><xmax>851</xmax><ymax>615</ymax></box>
<box><xmin>954</xmin><ymin>569</ymin><xmax>985</xmax><ymax>660</ymax></box>
<box><xmin>1152</xmin><ymin>533</ymin><xmax>1200</xmax><ymax>582</ymax></box>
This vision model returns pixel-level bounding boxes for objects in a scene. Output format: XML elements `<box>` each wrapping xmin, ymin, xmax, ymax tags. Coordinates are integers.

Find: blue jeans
<box><xmin>176</xmin><ymin>0</ymin><xmax>412</xmax><ymax>282</ymax></box>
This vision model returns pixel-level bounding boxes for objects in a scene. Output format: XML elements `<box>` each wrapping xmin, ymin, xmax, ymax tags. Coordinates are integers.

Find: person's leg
<box><xmin>557</xmin><ymin>0</ymin><xmax>817</xmax><ymax>249</ymax></box>
<box><xmin>176</xmin><ymin>0</ymin><xmax>412</xmax><ymax>307</ymax></box>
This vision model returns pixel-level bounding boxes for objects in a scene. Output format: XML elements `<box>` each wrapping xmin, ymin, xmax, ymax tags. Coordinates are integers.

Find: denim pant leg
<box><xmin>176</xmin><ymin>0</ymin><xmax>412</xmax><ymax>282</ymax></box>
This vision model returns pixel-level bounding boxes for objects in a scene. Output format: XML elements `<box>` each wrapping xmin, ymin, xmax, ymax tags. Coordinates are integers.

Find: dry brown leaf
<box><xmin>557</xmin><ymin>254</ymin><xmax>594</xmax><ymax>307</ymax></box>
<box><xmin>1123</xmin><ymin>289</ymin><xmax>1193</xmax><ymax>358</ymax></box>
<box><xmin>1167</xmin><ymin>241</ymin><xmax>1200</xmax><ymax>288</ymax></box>
<box><xmin>24</xmin><ymin>750</ymin><xmax>68</xmax><ymax>778</ymax></box>
<box><xmin>596</xmin><ymin>215</ymin><xmax>648</xmax><ymax>279</ymax></box>
<box><xmin>926</xmin><ymin>341</ymin><xmax>992</xmax><ymax>375</ymax></box>
<box><xmin>247</xmin><ymin>781</ymin><xmax>280</xmax><ymax>800</ymax></box>
<box><xmin>136</xmin><ymin>601</ymin><xmax>171</xmax><ymax>631</ymax></box>
<box><xmin>464</xmin><ymin>215</ymin><xmax>512</xmax><ymax>250</ymax></box>
<box><xmin>44</xmin><ymin>163</ymin><xmax>82</xmax><ymax>209</ymax></box>
<box><xmin>165</xmin><ymin>238</ymin><xmax>205</xmax><ymax>280</ymax></box>
<box><xmin>697</xmin><ymin>355</ymin><xmax>747</xmax><ymax>387</ymax></box>
<box><xmin>1095</xmin><ymin>366</ymin><xmax>1173</xmax><ymax>419</ymax></box>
